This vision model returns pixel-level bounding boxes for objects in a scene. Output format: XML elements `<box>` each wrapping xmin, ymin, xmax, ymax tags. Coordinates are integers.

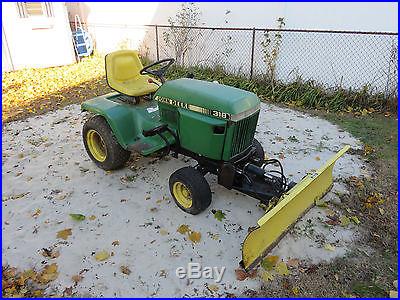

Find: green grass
<box><xmin>167</xmin><ymin>64</ymin><xmax>397</xmax><ymax>113</ymax></box>
<box><xmin>324</xmin><ymin>113</ymin><xmax>398</xmax><ymax>161</ymax></box>
<box><xmin>351</xmin><ymin>282</ymin><xmax>387</xmax><ymax>297</ymax></box>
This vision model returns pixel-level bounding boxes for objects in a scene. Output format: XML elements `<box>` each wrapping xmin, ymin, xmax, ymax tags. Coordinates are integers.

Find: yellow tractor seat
<box><xmin>105</xmin><ymin>50</ymin><xmax>159</xmax><ymax>97</ymax></box>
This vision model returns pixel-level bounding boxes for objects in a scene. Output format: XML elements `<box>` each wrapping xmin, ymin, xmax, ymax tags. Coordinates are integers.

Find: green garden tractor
<box><xmin>81</xmin><ymin>50</ymin><xmax>349</xmax><ymax>270</ymax></box>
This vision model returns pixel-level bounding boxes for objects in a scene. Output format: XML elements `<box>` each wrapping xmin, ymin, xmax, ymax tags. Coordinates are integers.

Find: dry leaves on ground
<box><xmin>177</xmin><ymin>224</ymin><xmax>201</xmax><ymax>244</ymax></box>
<box><xmin>2</xmin><ymin>264</ymin><xmax>60</xmax><ymax>297</ymax></box>
<box><xmin>94</xmin><ymin>251</ymin><xmax>110</xmax><ymax>261</ymax></box>
<box><xmin>2</xmin><ymin>54</ymin><xmax>110</xmax><ymax>123</ymax></box>
<box><xmin>56</xmin><ymin>228</ymin><xmax>72</xmax><ymax>240</ymax></box>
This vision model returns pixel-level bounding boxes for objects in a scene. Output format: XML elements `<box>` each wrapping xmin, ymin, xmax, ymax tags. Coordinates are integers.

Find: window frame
<box><xmin>16</xmin><ymin>2</ymin><xmax>54</xmax><ymax>18</ymax></box>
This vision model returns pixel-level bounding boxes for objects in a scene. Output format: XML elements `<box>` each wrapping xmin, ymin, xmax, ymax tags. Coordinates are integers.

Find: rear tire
<box><xmin>83</xmin><ymin>115</ymin><xmax>131</xmax><ymax>170</ymax></box>
<box><xmin>252</xmin><ymin>138</ymin><xmax>265</xmax><ymax>166</ymax></box>
<box><xmin>169</xmin><ymin>167</ymin><xmax>212</xmax><ymax>215</ymax></box>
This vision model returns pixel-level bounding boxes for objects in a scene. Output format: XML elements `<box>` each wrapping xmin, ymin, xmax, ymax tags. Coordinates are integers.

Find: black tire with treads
<box><xmin>252</xmin><ymin>138</ymin><xmax>265</xmax><ymax>166</ymax></box>
<box><xmin>169</xmin><ymin>166</ymin><xmax>212</xmax><ymax>215</ymax></box>
<box><xmin>82</xmin><ymin>115</ymin><xmax>131</xmax><ymax>170</ymax></box>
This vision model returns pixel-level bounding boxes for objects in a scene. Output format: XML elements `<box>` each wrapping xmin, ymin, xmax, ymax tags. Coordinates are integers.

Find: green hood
<box><xmin>155</xmin><ymin>78</ymin><xmax>260</xmax><ymax>116</ymax></box>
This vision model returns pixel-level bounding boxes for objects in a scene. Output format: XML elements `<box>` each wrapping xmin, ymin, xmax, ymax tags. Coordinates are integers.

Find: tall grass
<box><xmin>166</xmin><ymin>64</ymin><xmax>397</xmax><ymax>113</ymax></box>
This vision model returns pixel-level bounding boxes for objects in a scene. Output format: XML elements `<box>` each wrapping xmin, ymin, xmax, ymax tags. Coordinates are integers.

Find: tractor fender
<box><xmin>81</xmin><ymin>94</ymin><xmax>140</xmax><ymax>149</ymax></box>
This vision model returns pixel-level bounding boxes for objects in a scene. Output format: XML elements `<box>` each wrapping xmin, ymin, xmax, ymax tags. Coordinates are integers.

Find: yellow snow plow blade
<box><xmin>241</xmin><ymin>145</ymin><xmax>350</xmax><ymax>271</ymax></box>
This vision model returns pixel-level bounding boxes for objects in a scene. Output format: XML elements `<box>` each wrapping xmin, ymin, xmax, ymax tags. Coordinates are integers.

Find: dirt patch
<box><xmin>2</xmin><ymin>102</ymin><xmax>367</xmax><ymax>297</ymax></box>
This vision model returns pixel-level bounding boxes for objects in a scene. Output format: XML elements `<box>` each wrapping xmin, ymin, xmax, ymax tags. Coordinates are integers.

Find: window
<box><xmin>17</xmin><ymin>2</ymin><xmax>54</xmax><ymax>18</ymax></box>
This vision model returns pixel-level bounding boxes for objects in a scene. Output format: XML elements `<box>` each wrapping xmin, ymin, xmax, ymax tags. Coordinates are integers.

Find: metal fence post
<box><xmin>155</xmin><ymin>25</ymin><xmax>160</xmax><ymax>61</ymax></box>
<box><xmin>250</xmin><ymin>28</ymin><xmax>256</xmax><ymax>80</ymax></box>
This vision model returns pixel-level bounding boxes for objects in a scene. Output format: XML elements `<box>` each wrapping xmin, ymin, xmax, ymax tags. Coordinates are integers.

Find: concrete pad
<box><xmin>2</xmin><ymin>103</ymin><xmax>368</xmax><ymax>297</ymax></box>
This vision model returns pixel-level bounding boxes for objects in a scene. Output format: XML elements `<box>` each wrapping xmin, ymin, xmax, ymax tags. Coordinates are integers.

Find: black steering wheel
<box><xmin>140</xmin><ymin>58</ymin><xmax>175</xmax><ymax>83</ymax></box>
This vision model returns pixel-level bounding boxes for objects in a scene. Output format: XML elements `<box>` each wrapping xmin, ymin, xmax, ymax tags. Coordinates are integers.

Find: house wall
<box><xmin>2</xmin><ymin>2</ymin><xmax>76</xmax><ymax>72</ymax></box>
<box><xmin>65</xmin><ymin>2</ymin><xmax>397</xmax><ymax>93</ymax></box>
<box><xmin>66</xmin><ymin>2</ymin><xmax>397</xmax><ymax>32</ymax></box>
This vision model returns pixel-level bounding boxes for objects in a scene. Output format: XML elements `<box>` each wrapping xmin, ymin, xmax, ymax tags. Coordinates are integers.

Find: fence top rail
<box><xmin>77</xmin><ymin>22</ymin><xmax>398</xmax><ymax>36</ymax></box>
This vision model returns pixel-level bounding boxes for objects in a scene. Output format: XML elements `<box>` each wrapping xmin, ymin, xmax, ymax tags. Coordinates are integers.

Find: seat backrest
<box><xmin>105</xmin><ymin>50</ymin><xmax>144</xmax><ymax>83</ymax></box>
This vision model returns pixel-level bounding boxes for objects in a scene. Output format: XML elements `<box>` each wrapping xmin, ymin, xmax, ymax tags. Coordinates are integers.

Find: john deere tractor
<box><xmin>81</xmin><ymin>50</ymin><xmax>349</xmax><ymax>270</ymax></box>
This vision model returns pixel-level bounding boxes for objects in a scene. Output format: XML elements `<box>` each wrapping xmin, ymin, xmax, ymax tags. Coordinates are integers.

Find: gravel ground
<box><xmin>2</xmin><ymin>102</ymin><xmax>369</xmax><ymax>297</ymax></box>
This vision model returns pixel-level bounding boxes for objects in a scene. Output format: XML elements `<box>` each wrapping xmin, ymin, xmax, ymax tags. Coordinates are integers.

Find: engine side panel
<box><xmin>178</xmin><ymin>109</ymin><xmax>227</xmax><ymax>160</ymax></box>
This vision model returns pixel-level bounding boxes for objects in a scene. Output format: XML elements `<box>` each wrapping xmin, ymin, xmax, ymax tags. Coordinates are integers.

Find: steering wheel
<box><xmin>140</xmin><ymin>58</ymin><xmax>175</xmax><ymax>83</ymax></box>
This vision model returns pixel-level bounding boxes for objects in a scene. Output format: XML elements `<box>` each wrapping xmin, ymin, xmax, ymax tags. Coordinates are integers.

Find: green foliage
<box><xmin>212</xmin><ymin>209</ymin><xmax>226</xmax><ymax>222</ymax></box>
<box><xmin>166</xmin><ymin>64</ymin><xmax>397</xmax><ymax>113</ymax></box>
<box><xmin>69</xmin><ymin>214</ymin><xmax>86</xmax><ymax>221</ymax></box>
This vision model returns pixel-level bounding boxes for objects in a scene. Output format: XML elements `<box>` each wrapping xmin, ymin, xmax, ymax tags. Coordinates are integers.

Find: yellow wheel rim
<box><xmin>86</xmin><ymin>129</ymin><xmax>107</xmax><ymax>162</ymax></box>
<box><xmin>172</xmin><ymin>182</ymin><xmax>193</xmax><ymax>209</ymax></box>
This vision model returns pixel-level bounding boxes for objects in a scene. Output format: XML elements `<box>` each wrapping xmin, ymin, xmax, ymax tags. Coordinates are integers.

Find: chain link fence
<box><xmin>82</xmin><ymin>23</ymin><xmax>398</xmax><ymax>100</ymax></box>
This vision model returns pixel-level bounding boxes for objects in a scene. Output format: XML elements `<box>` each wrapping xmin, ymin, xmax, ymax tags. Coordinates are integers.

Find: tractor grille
<box><xmin>230</xmin><ymin>112</ymin><xmax>259</xmax><ymax>158</ymax></box>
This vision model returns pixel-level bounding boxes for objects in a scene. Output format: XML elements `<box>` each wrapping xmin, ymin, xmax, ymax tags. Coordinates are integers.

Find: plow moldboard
<box><xmin>241</xmin><ymin>145</ymin><xmax>350</xmax><ymax>271</ymax></box>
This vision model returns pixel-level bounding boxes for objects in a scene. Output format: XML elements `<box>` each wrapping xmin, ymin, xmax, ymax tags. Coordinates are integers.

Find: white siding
<box><xmin>2</xmin><ymin>2</ymin><xmax>76</xmax><ymax>71</ymax></box>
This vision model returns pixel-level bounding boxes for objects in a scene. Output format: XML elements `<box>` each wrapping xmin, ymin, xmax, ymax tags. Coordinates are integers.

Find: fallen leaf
<box><xmin>393</xmin><ymin>280</ymin><xmax>398</xmax><ymax>289</ymax></box>
<box><xmin>261</xmin><ymin>255</ymin><xmax>279</xmax><ymax>271</ymax></box>
<box><xmin>389</xmin><ymin>291</ymin><xmax>398</xmax><ymax>298</ymax></box>
<box><xmin>348</xmin><ymin>176</ymin><xmax>364</xmax><ymax>189</ymax></box>
<box><xmin>32</xmin><ymin>209</ymin><xmax>41</xmax><ymax>218</ymax></box>
<box><xmin>315</xmin><ymin>156</ymin><xmax>320</xmax><ymax>161</ymax></box>
<box><xmin>274</xmin><ymin>261</ymin><xmax>290</xmax><ymax>275</ymax></box>
<box><xmin>39</xmin><ymin>263</ymin><xmax>58</xmax><ymax>284</ymax></box>
<box><xmin>378</xmin><ymin>208</ymin><xmax>385</xmax><ymax>215</ymax></box>
<box><xmin>112</xmin><ymin>240</ymin><xmax>120</xmax><ymax>246</ymax></box>
<box><xmin>286</xmin><ymin>258</ymin><xmax>300</xmax><ymax>268</ymax></box>
<box><xmin>88</xmin><ymin>215</ymin><xmax>96</xmax><ymax>220</ymax></box>
<box><xmin>324</xmin><ymin>243</ymin><xmax>335</xmax><ymax>251</ymax></box>
<box><xmin>69</xmin><ymin>214</ymin><xmax>85</xmax><ymax>221</ymax></box>
<box><xmin>334</xmin><ymin>274</ymin><xmax>339</xmax><ymax>281</ymax></box>
<box><xmin>213</xmin><ymin>209</ymin><xmax>226</xmax><ymax>221</ymax></box>
<box><xmin>159</xmin><ymin>229</ymin><xmax>168</xmax><ymax>236</ymax></box>
<box><xmin>207</xmin><ymin>284</ymin><xmax>219</xmax><ymax>292</ymax></box>
<box><xmin>71</xmin><ymin>274</ymin><xmax>83</xmax><ymax>283</ymax></box>
<box><xmin>315</xmin><ymin>198</ymin><xmax>328</xmax><ymax>207</ymax></box>
<box><xmin>94</xmin><ymin>251</ymin><xmax>110</xmax><ymax>261</ymax></box>
<box><xmin>208</xmin><ymin>232</ymin><xmax>220</xmax><ymax>240</ymax></box>
<box><xmin>292</xmin><ymin>287</ymin><xmax>300</xmax><ymax>295</ymax></box>
<box><xmin>340</xmin><ymin>215</ymin><xmax>351</xmax><ymax>227</ymax></box>
<box><xmin>188</xmin><ymin>231</ymin><xmax>201</xmax><ymax>243</ymax></box>
<box><xmin>350</xmin><ymin>216</ymin><xmax>361</xmax><ymax>225</ymax></box>
<box><xmin>56</xmin><ymin>228</ymin><xmax>72</xmax><ymax>240</ymax></box>
<box><xmin>41</xmin><ymin>248</ymin><xmax>60</xmax><ymax>259</ymax></box>
<box><xmin>326</xmin><ymin>219</ymin><xmax>340</xmax><ymax>226</ymax></box>
<box><xmin>261</xmin><ymin>270</ymin><xmax>274</xmax><ymax>282</ymax></box>
<box><xmin>235</xmin><ymin>269</ymin><xmax>248</xmax><ymax>281</ymax></box>
<box><xmin>120</xmin><ymin>265</ymin><xmax>131</xmax><ymax>275</ymax></box>
<box><xmin>363</xmin><ymin>144</ymin><xmax>374</xmax><ymax>156</ymax></box>
<box><xmin>159</xmin><ymin>269</ymin><xmax>167</xmax><ymax>277</ymax></box>
<box><xmin>177</xmin><ymin>224</ymin><xmax>190</xmax><ymax>234</ymax></box>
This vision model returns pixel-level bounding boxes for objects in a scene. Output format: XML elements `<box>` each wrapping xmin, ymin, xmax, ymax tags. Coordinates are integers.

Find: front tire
<box><xmin>169</xmin><ymin>167</ymin><xmax>212</xmax><ymax>215</ymax></box>
<box><xmin>82</xmin><ymin>115</ymin><xmax>131</xmax><ymax>170</ymax></box>
<box><xmin>252</xmin><ymin>138</ymin><xmax>265</xmax><ymax>166</ymax></box>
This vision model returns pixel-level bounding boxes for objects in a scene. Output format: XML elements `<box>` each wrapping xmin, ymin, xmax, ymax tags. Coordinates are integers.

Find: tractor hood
<box><xmin>155</xmin><ymin>78</ymin><xmax>260</xmax><ymax>121</ymax></box>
